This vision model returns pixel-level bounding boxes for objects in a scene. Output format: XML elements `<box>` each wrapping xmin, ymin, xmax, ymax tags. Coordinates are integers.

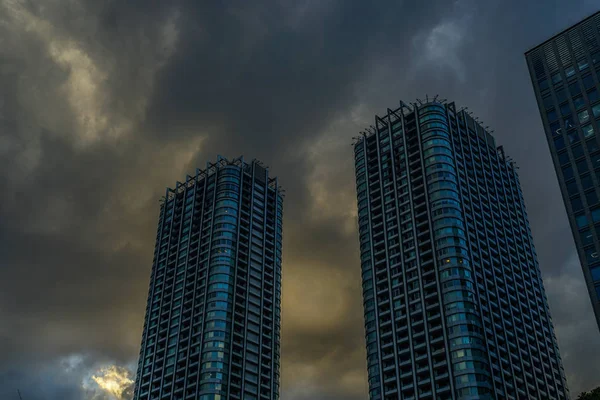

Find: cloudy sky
<box><xmin>1</xmin><ymin>0</ymin><xmax>599</xmax><ymax>399</ymax></box>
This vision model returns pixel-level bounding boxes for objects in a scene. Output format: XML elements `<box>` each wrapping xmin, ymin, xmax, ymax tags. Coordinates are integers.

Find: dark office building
<box><xmin>132</xmin><ymin>156</ymin><xmax>283</xmax><ymax>400</ymax></box>
<box><xmin>525</xmin><ymin>11</ymin><xmax>600</xmax><ymax>331</ymax></box>
<box><xmin>353</xmin><ymin>99</ymin><xmax>568</xmax><ymax>399</ymax></box>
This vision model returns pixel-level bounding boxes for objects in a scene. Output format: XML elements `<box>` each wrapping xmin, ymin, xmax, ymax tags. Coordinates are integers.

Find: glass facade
<box><xmin>354</xmin><ymin>100</ymin><xmax>568</xmax><ymax>399</ymax></box>
<box><xmin>526</xmin><ymin>11</ymin><xmax>600</xmax><ymax>331</ymax></box>
<box><xmin>133</xmin><ymin>156</ymin><xmax>283</xmax><ymax>400</ymax></box>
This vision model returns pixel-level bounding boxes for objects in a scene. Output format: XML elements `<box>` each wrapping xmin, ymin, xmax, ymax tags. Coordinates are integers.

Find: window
<box><xmin>574</xmin><ymin>95</ymin><xmax>586</xmax><ymax>109</ymax></box>
<box><xmin>593</xmin><ymin>207</ymin><xmax>600</xmax><ymax>222</ymax></box>
<box><xmin>543</xmin><ymin>95</ymin><xmax>554</xmax><ymax>110</ymax></box>
<box><xmin>589</xmin><ymin>88</ymin><xmax>599</xmax><ymax>103</ymax></box>
<box><xmin>565</xmin><ymin>116</ymin><xmax>575</xmax><ymax>130</ymax></box>
<box><xmin>547</xmin><ymin>109</ymin><xmax>558</xmax><ymax>121</ymax></box>
<box><xmin>578</xmin><ymin>109</ymin><xmax>590</xmax><ymax>124</ymax></box>
<box><xmin>587</xmin><ymin>190</ymin><xmax>598</xmax><ymax>206</ymax></box>
<box><xmin>556</xmin><ymin>88</ymin><xmax>568</xmax><ymax>103</ymax></box>
<box><xmin>592</xmin><ymin>50</ymin><xmax>600</xmax><ymax>65</ymax></box>
<box><xmin>570</xmin><ymin>82</ymin><xmax>582</xmax><ymax>96</ymax></box>
<box><xmin>568</xmin><ymin>130</ymin><xmax>580</xmax><ymax>143</ymax></box>
<box><xmin>551</xmin><ymin>121</ymin><xmax>562</xmax><ymax>135</ymax></box>
<box><xmin>576</xmin><ymin>213</ymin><xmax>588</xmax><ymax>228</ymax></box>
<box><xmin>572</xmin><ymin>144</ymin><xmax>584</xmax><ymax>159</ymax></box>
<box><xmin>579</xmin><ymin>59</ymin><xmax>590</xmax><ymax>71</ymax></box>
<box><xmin>552</xmin><ymin>72</ymin><xmax>563</xmax><ymax>84</ymax></box>
<box><xmin>583</xmin><ymin>74</ymin><xmax>595</xmax><ymax>90</ymax></box>
<box><xmin>581</xmin><ymin>229</ymin><xmax>594</xmax><ymax>246</ymax></box>
<box><xmin>572</xmin><ymin>196</ymin><xmax>584</xmax><ymax>212</ymax></box>
<box><xmin>561</xmin><ymin>103</ymin><xmax>572</xmax><ymax>116</ymax></box>
<box><xmin>582</xmin><ymin>175</ymin><xmax>594</xmax><ymax>191</ymax></box>
<box><xmin>559</xmin><ymin>151</ymin><xmax>570</xmax><ymax>165</ymax></box>
<box><xmin>587</xmin><ymin>139</ymin><xmax>599</xmax><ymax>154</ymax></box>
<box><xmin>587</xmin><ymin>249</ymin><xmax>599</xmax><ymax>265</ymax></box>
<box><xmin>567</xmin><ymin>181</ymin><xmax>580</xmax><ymax>196</ymax></box>
<box><xmin>577</xmin><ymin>159</ymin><xmax>589</xmax><ymax>174</ymax></box>
<box><xmin>583</xmin><ymin>124</ymin><xmax>595</xmax><ymax>138</ymax></box>
<box><xmin>538</xmin><ymin>79</ymin><xmax>549</xmax><ymax>91</ymax></box>
<box><xmin>593</xmin><ymin>267</ymin><xmax>600</xmax><ymax>281</ymax></box>
<box><xmin>593</xmin><ymin>104</ymin><xmax>600</xmax><ymax>118</ymax></box>
<box><xmin>554</xmin><ymin>136</ymin><xmax>565</xmax><ymax>150</ymax></box>
<box><xmin>565</xmin><ymin>66</ymin><xmax>576</xmax><ymax>78</ymax></box>
<box><xmin>562</xmin><ymin>165</ymin><xmax>574</xmax><ymax>180</ymax></box>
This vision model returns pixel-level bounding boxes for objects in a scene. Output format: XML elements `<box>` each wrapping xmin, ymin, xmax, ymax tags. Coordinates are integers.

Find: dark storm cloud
<box><xmin>1</xmin><ymin>0</ymin><xmax>599</xmax><ymax>399</ymax></box>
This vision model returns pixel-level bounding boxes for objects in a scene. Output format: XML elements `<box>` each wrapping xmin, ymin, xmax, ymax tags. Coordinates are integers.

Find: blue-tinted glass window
<box><xmin>578</xmin><ymin>110</ymin><xmax>590</xmax><ymax>124</ymax></box>
<box><xmin>592</xmin><ymin>51</ymin><xmax>600</xmax><ymax>65</ymax></box>
<box><xmin>586</xmin><ymin>248</ymin><xmax>599</xmax><ymax>265</ymax></box>
<box><xmin>561</xmin><ymin>103</ymin><xmax>572</xmax><ymax>116</ymax></box>
<box><xmin>559</xmin><ymin>152</ymin><xmax>570</xmax><ymax>165</ymax></box>
<box><xmin>593</xmin><ymin>207</ymin><xmax>600</xmax><ymax>222</ymax></box>
<box><xmin>552</xmin><ymin>72</ymin><xmax>563</xmax><ymax>84</ymax></box>
<box><xmin>570</xmin><ymin>82</ymin><xmax>582</xmax><ymax>96</ymax></box>
<box><xmin>582</xmin><ymin>229</ymin><xmax>594</xmax><ymax>246</ymax></box>
<box><xmin>550</xmin><ymin>121</ymin><xmax>562</xmax><ymax>135</ymax></box>
<box><xmin>593</xmin><ymin>104</ymin><xmax>600</xmax><ymax>118</ymax></box>
<box><xmin>596</xmin><ymin>286</ymin><xmax>600</xmax><ymax>300</ymax></box>
<box><xmin>547</xmin><ymin>109</ymin><xmax>558</xmax><ymax>121</ymax></box>
<box><xmin>539</xmin><ymin>79</ymin><xmax>549</xmax><ymax>91</ymax></box>
<box><xmin>568</xmin><ymin>130</ymin><xmax>580</xmax><ymax>144</ymax></box>
<box><xmin>554</xmin><ymin>136</ymin><xmax>565</xmax><ymax>151</ymax></box>
<box><xmin>556</xmin><ymin>88</ymin><xmax>568</xmax><ymax>103</ymax></box>
<box><xmin>589</xmin><ymin>88</ymin><xmax>599</xmax><ymax>103</ymax></box>
<box><xmin>583</xmin><ymin>124</ymin><xmax>595</xmax><ymax>138</ymax></box>
<box><xmin>566</xmin><ymin>66</ymin><xmax>576</xmax><ymax>78</ymax></box>
<box><xmin>576</xmin><ymin>213</ymin><xmax>589</xmax><ymax>228</ymax></box>
<box><xmin>587</xmin><ymin>191</ymin><xmax>598</xmax><ymax>206</ymax></box>
<box><xmin>574</xmin><ymin>95</ymin><xmax>586</xmax><ymax>109</ymax></box>
<box><xmin>582</xmin><ymin>175</ymin><xmax>594</xmax><ymax>191</ymax></box>
<box><xmin>565</xmin><ymin>116</ymin><xmax>576</xmax><ymax>130</ymax></box>
<box><xmin>587</xmin><ymin>139</ymin><xmax>599</xmax><ymax>154</ymax></box>
<box><xmin>543</xmin><ymin>95</ymin><xmax>554</xmax><ymax>110</ymax></box>
<box><xmin>593</xmin><ymin>267</ymin><xmax>600</xmax><ymax>281</ymax></box>
<box><xmin>568</xmin><ymin>181</ymin><xmax>580</xmax><ymax>196</ymax></box>
<box><xmin>562</xmin><ymin>165</ymin><xmax>574</xmax><ymax>180</ymax></box>
<box><xmin>583</xmin><ymin>74</ymin><xmax>595</xmax><ymax>90</ymax></box>
<box><xmin>577</xmin><ymin>159</ymin><xmax>590</xmax><ymax>174</ymax></box>
<box><xmin>572</xmin><ymin>144</ymin><xmax>584</xmax><ymax>159</ymax></box>
<box><xmin>572</xmin><ymin>196</ymin><xmax>584</xmax><ymax>212</ymax></box>
<box><xmin>579</xmin><ymin>59</ymin><xmax>590</xmax><ymax>71</ymax></box>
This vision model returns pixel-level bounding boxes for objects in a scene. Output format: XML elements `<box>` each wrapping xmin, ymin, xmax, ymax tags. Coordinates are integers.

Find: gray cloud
<box><xmin>1</xmin><ymin>0</ymin><xmax>599</xmax><ymax>399</ymax></box>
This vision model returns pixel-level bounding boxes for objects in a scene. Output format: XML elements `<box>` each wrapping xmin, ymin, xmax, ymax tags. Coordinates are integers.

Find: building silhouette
<box><xmin>353</xmin><ymin>99</ymin><xmax>568</xmax><ymax>399</ymax></box>
<box><xmin>133</xmin><ymin>156</ymin><xmax>283</xmax><ymax>400</ymax></box>
<box><xmin>525</xmin><ymin>11</ymin><xmax>600</xmax><ymax>331</ymax></box>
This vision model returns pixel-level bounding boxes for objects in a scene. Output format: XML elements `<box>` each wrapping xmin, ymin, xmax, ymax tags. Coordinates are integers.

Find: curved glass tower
<box><xmin>354</xmin><ymin>100</ymin><xmax>568</xmax><ymax>400</ymax></box>
<box><xmin>133</xmin><ymin>156</ymin><xmax>283</xmax><ymax>400</ymax></box>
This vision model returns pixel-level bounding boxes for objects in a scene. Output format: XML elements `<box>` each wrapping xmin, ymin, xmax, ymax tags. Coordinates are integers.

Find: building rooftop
<box><xmin>524</xmin><ymin>10</ymin><xmax>600</xmax><ymax>55</ymax></box>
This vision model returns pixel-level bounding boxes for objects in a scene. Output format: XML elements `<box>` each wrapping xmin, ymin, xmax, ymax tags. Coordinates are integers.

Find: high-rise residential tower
<box><xmin>525</xmin><ymin>11</ymin><xmax>600</xmax><ymax>331</ymax></box>
<box><xmin>353</xmin><ymin>99</ymin><xmax>568</xmax><ymax>400</ymax></box>
<box><xmin>133</xmin><ymin>156</ymin><xmax>283</xmax><ymax>400</ymax></box>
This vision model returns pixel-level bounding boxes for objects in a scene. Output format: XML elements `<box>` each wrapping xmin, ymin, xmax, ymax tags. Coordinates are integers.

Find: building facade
<box><xmin>525</xmin><ymin>11</ymin><xmax>600</xmax><ymax>331</ymax></box>
<box><xmin>353</xmin><ymin>100</ymin><xmax>568</xmax><ymax>399</ymax></box>
<box><xmin>133</xmin><ymin>156</ymin><xmax>283</xmax><ymax>400</ymax></box>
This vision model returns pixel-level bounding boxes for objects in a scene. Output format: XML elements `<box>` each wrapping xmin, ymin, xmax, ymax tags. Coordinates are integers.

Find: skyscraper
<box><xmin>133</xmin><ymin>156</ymin><xmax>283</xmax><ymax>400</ymax></box>
<box><xmin>525</xmin><ymin>11</ymin><xmax>600</xmax><ymax>331</ymax></box>
<box><xmin>353</xmin><ymin>99</ymin><xmax>568</xmax><ymax>400</ymax></box>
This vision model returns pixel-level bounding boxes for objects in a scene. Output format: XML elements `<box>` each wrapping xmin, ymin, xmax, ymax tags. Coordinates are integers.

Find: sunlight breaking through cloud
<box><xmin>90</xmin><ymin>366</ymin><xmax>134</xmax><ymax>400</ymax></box>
